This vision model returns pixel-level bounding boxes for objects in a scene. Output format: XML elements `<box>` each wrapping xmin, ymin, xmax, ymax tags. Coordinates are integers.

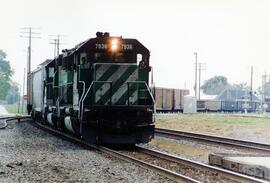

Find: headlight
<box><xmin>112</xmin><ymin>39</ymin><xmax>118</xmax><ymax>45</ymax></box>
<box><xmin>111</xmin><ymin>39</ymin><xmax>118</xmax><ymax>51</ymax></box>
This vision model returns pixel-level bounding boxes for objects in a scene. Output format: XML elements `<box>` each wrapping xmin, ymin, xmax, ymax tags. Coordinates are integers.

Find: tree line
<box><xmin>200</xmin><ymin>75</ymin><xmax>258</xmax><ymax>96</ymax></box>
<box><xmin>0</xmin><ymin>49</ymin><xmax>19</xmax><ymax>104</ymax></box>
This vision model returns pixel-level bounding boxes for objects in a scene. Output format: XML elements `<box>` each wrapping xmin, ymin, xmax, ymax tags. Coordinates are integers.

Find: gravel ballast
<box><xmin>141</xmin><ymin>136</ymin><xmax>262</xmax><ymax>164</ymax></box>
<box><xmin>0</xmin><ymin>120</ymin><xmax>173</xmax><ymax>183</ymax></box>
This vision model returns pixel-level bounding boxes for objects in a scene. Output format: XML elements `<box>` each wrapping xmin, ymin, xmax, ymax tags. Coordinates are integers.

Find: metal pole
<box><xmin>198</xmin><ymin>63</ymin><xmax>201</xmax><ymax>100</ymax></box>
<box><xmin>151</xmin><ymin>67</ymin><xmax>154</xmax><ymax>86</ymax></box>
<box><xmin>57</xmin><ymin>35</ymin><xmax>60</xmax><ymax>56</ymax></box>
<box><xmin>17</xmin><ymin>84</ymin><xmax>21</xmax><ymax>114</ymax></box>
<box><xmin>28</xmin><ymin>28</ymin><xmax>31</xmax><ymax>74</ymax></box>
<box><xmin>250</xmin><ymin>66</ymin><xmax>253</xmax><ymax>101</ymax></box>
<box><xmin>194</xmin><ymin>52</ymin><xmax>197</xmax><ymax>99</ymax></box>
<box><xmin>54</xmin><ymin>39</ymin><xmax>56</xmax><ymax>58</ymax></box>
<box><xmin>264</xmin><ymin>72</ymin><xmax>266</xmax><ymax>102</ymax></box>
<box><xmin>20</xmin><ymin>27</ymin><xmax>40</xmax><ymax>112</ymax></box>
<box><xmin>22</xmin><ymin>68</ymin><xmax>26</xmax><ymax>114</ymax></box>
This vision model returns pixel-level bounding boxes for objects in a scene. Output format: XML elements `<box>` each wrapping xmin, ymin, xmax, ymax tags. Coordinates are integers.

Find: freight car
<box><xmin>197</xmin><ymin>100</ymin><xmax>222</xmax><ymax>112</ymax></box>
<box><xmin>152</xmin><ymin>87</ymin><xmax>189</xmax><ymax>112</ymax></box>
<box><xmin>197</xmin><ymin>99</ymin><xmax>260</xmax><ymax>113</ymax></box>
<box><xmin>27</xmin><ymin>32</ymin><xmax>155</xmax><ymax>145</ymax></box>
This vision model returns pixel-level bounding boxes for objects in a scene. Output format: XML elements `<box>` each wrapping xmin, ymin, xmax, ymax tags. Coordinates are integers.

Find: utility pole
<box><xmin>49</xmin><ymin>34</ymin><xmax>65</xmax><ymax>57</ymax></box>
<box><xmin>22</xmin><ymin>68</ymin><xmax>26</xmax><ymax>114</ymax></box>
<box><xmin>151</xmin><ymin>67</ymin><xmax>154</xmax><ymax>86</ymax></box>
<box><xmin>250</xmin><ymin>66</ymin><xmax>253</xmax><ymax>101</ymax></box>
<box><xmin>20</xmin><ymin>27</ymin><xmax>41</xmax><ymax>74</ymax></box>
<box><xmin>262</xmin><ymin>72</ymin><xmax>270</xmax><ymax>102</ymax></box>
<box><xmin>198</xmin><ymin>63</ymin><xmax>206</xmax><ymax>100</ymax></box>
<box><xmin>194</xmin><ymin>52</ymin><xmax>198</xmax><ymax>99</ymax></box>
<box><xmin>20</xmin><ymin>27</ymin><xmax>40</xmax><ymax>113</ymax></box>
<box><xmin>262</xmin><ymin>73</ymin><xmax>266</xmax><ymax>102</ymax></box>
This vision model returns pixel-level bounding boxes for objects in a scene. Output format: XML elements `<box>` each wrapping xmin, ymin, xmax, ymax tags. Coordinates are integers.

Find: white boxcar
<box><xmin>183</xmin><ymin>96</ymin><xmax>197</xmax><ymax>114</ymax></box>
<box><xmin>180</xmin><ymin>90</ymin><xmax>189</xmax><ymax>110</ymax></box>
<box><xmin>31</xmin><ymin>67</ymin><xmax>44</xmax><ymax>112</ymax></box>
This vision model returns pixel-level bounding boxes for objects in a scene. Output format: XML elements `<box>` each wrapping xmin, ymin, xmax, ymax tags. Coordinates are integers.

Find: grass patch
<box><xmin>155</xmin><ymin>113</ymin><xmax>270</xmax><ymax>137</ymax></box>
<box><xmin>156</xmin><ymin>113</ymin><xmax>270</xmax><ymax>126</ymax></box>
<box><xmin>3</xmin><ymin>104</ymin><xmax>25</xmax><ymax>114</ymax></box>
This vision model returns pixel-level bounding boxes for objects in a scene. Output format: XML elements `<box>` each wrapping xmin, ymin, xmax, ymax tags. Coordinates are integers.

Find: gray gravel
<box><xmin>0</xmin><ymin>120</ymin><xmax>174</xmax><ymax>183</ymax></box>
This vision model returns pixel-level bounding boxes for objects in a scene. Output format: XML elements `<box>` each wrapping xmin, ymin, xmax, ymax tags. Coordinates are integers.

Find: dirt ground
<box><xmin>155</xmin><ymin>113</ymin><xmax>270</xmax><ymax>144</ymax></box>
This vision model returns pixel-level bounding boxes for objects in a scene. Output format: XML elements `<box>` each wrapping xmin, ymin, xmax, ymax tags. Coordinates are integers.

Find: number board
<box><xmin>95</xmin><ymin>43</ymin><xmax>133</xmax><ymax>50</ymax></box>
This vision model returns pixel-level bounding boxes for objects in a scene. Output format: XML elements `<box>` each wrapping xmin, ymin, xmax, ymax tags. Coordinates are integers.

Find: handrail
<box><xmin>127</xmin><ymin>81</ymin><xmax>156</xmax><ymax>111</ymax></box>
<box><xmin>79</xmin><ymin>81</ymin><xmax>112</xmax><ymax>135</ymax></box>
<box><xmin>79</xmin><ymin>82</ymin><xmax>94</xmax><ymax>135</ymax></box>
<box><xmin>80</xmin><ymin>81</ymin><xmax>112</xmax><ymax>119</ymax></box>
<box><xmin>78</xmin><ymin>65</ymin><xmax>85</xmax><ymax>120</ymax></box>
<box><xmin>56</xmin><ymin>85</ymin><xmax>72</xmax><ymax>117</ymax></box>
<box><xmin>78</xmin><ymin>81</ymin><xmax>85</xmax><ymax>119</ymax></box>
<box><xmin>52</xmin><ymin>70</ymin><xmax>58</xmax><ymax>88</ymax></box>
<box><xmin>145</xmin><ymin>83</ymin><xmax>157</xmax><ymax>115</ymax></box>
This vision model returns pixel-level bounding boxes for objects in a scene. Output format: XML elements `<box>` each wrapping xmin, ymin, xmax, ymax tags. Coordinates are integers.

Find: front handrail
<box><xmin>127</xmin><ymin>81</ymin><xmax>156</xmax><ymax>114</ymax></box>
<box><xmin>79</xmin><ymin>81</ymin><xmax>112</xmax><ymax>135</ymax></box>
<box><xmin>79</xmin><ymin>82</ymin><xmax>94</xmax><ymax>134</ymax></box>
<box><xmin>78</xmin><ymin>81</ymin><xmax>85</xmax><ymax>119</ymax></box>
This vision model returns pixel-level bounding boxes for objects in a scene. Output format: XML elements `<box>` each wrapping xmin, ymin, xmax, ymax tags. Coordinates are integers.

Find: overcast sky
<box><xmin>0</xmin><ymin>0</ymin><xmax>269</xmax><ymax>95</ymax></box>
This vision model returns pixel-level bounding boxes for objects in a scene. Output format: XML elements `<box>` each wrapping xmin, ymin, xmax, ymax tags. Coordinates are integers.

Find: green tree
<box><xmin>0</xmin><ymin>49</ymin><xmax>14</xmax><ymax>100</ymax></box>
<box><xmin>6</xmin><ymin>82</ymin><xmax>20</xmax><ymax>104</ymax></box>
<box><xmin>201</xmin><ymin>75</ymin><xmax>229</xmax><ymax>95</ymax></box>
<box><xmin>230</xmin><ymin>82</ymin><xmax>249</xmax><ymax>90</ymax></box>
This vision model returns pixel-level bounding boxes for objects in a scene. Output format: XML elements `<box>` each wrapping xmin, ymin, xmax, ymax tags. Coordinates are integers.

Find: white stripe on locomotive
<box><xmin>110</xmin><ymin>68</ymin><xmax>138</xmax><ymax>105</ymax></box>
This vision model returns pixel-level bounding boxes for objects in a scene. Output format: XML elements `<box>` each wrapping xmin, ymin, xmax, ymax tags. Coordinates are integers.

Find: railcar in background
<box><xmin>197</xmin><ymin>100</ymin><xmax>222</xmax><ymax>112</ymax></box>
<box><xmin>152</xmin><ymin>87</ymin><xmax>189</xmax><ymax>112</ymax></box>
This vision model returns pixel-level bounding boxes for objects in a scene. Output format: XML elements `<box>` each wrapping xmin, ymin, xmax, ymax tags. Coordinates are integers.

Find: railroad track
<box><xmin>0</xmin><ymin>116</ymin><xmax>31</xmax><ymax>129</ymax></box>
<box><xmin>133</xmin><ymin>146</ymin><xmax>266</xmax><ymax>183</ymax></box>
<box><xmin>155</xmin><ymin>128</ymin><xmax>270</xmax><ymax>153</ymax></box>
<box><xmin>21</xmin><ymin>119</ymin><xmax>265</xmax><ymax>183</ymax></box>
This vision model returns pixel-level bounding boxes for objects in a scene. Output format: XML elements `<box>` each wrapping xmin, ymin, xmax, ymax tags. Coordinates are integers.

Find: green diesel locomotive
<box><xmin>28</xmin><ymin>32</ymin><xmax>155</xmax><ymax>144</ymax></box>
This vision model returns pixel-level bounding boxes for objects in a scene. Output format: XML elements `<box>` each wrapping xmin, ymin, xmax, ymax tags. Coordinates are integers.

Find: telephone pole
<box><xmin>20</xmin><ymin>27</ymin><xmax>41</xmax><ymax>74</ymax></box>
<box><xmin>20</xmin><ymin>27</ymin><xmax>40</xmax><ymax>112</ymax></box>
<box><xmin>198</xmin><ymin>63</ymin><xmax>206</xmax><ymax>100</ymax></box>
<box><xmin>250</xmin><ymin>66</ymin><xmax>253</xmax><ymax>101</ymax></box>
<box><xmin>194</xmin><ymin>52</ymin><xmax>198</xmax><ymax>99</ymax></box>
<box><xmin>262</xmin><ymin>72</ymin><xmax>270</xmax><ymax>102</ymax></box>
<box><xmin>49</xmin><ymin>34</ymin><xmax>65</xmax><ymax>57</ymax></box>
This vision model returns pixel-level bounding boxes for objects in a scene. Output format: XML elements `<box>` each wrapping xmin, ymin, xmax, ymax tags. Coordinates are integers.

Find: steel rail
<box><xmin>155</xmin><ymin>128</ymin><xmax>270</xmax><ymax>153</ymax></box>
<box><xmin>0</xmin><ymin>116</ymin><xmax>31</xmax><ymax>129</ymax></box>
<box><xmin>136</xmin><ymin>146</ymin><xmax>266</xmax><ymax>183</ymax></box>
<box><xmin>30</xmin><ymin>121</ymin><xmax>199</xmax><ymax>183</ymax></box>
